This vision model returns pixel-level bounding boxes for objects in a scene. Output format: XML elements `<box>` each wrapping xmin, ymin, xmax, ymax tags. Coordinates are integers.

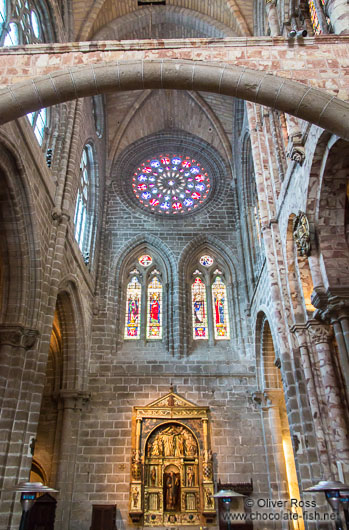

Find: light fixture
<box><xmin>213</xmin><ymin>490</ymin><xmax>246</xmax><ymax>530</ymax></box>
<box><xmin>304</xmin><ymin>480</ymin><xmax>349</xmax><ymax>530</ymax></box>
<box><xmin>3</xmin><ymin>481</ymin><xmax>58</xmax><ymax>530</ymax></box>
<box><xmin>288</xmin><ymin>29</ymin><xmax>307</xmax><ymax>39</ymax></box>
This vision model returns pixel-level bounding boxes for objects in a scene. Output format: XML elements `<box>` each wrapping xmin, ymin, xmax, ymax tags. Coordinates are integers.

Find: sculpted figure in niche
<box><xmin>150</xmin><ymin>466</ymin><xmax>157</xmax><ymax>486</ymax></box>
<box><xmin>205</xmin><ymin>488</ymin><xmax>213</xmax><ymax>507</ymax></box>
<box><xmin>132</xmin><ymin>487</ymin><xmax>140</xmax><ymax>509</ymax></box>
<box><xmin>183</xmin><ymin>431</ymin><xmax>197</xmax><ymax>456</ymax></box>
<box><xmin>186</xmin><ymin>466</ymin><xmax>194</xmax><ymax>487</ymax></box>
<box><xmin>164</xmin><ymin>471</ymin><xmax>180</xmax><ymax>511</ymax></box>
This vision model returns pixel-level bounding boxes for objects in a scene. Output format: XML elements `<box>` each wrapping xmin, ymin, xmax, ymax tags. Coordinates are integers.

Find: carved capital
<box><xmin>307</xmin><ymin>323</ymin><xmax>333</xmax><ymax>344</ymax></box>
<box><xmin>0</xmin><ymin>325</ymin><xmax>39</xmax><ymax>349</ymax></box>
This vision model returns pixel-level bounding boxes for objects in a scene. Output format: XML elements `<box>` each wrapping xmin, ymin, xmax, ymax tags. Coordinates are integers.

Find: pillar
<box><xmin>0</xmin><ymin>325</ymin><xmax>39</xmax><ymax>530</ymax></box>
<box><xmin>54</xmin><ymin>390</ymin><xmax>89</xmax><ymax>530</ymax></box>
<box><xmin>307</xmin><ymin>323</ymin><xmax>349</xmax><ymax>469</ymax></box>
<box><xmin>291</xmin><ymin>325</ymin><xmax>333</xmax><ymax>478</ymax></box>
<box><xmin>326</xmin><ymin>0</ymin><xmax>349</xmax><ymax>34</ymax></box>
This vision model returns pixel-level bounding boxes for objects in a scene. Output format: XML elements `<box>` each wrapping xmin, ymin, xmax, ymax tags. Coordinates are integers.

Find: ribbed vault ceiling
<box><xmin>74</xmin><ymin>0</ymin><xmax>253</xmax><ymax>40</ymax></box>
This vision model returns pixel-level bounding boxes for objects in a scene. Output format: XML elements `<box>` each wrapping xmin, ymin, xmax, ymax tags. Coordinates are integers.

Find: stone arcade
<box><xmin>0</xmin><ymin>1</ymin><xmax>349</xmax><ymax>529</ymax></box>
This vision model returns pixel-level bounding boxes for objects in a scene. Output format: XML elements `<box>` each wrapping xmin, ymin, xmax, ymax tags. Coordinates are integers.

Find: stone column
<box><xmin>325</xmin><ymin>0</ymin><xmax>349</xmax><ymax>34</ymax></box>
<box><xmin>326</xmin><ymin>305</ymin><xmax>349</xmax><ymax>404</ymax></box>
<box><xmin>291</xmin><ymin>325</ymin><xmax>333</xmax><ymax>478</ymax></box>
<box><xmin>307</xmin><ymin>323</ymin><xmax>349</xmax><ymax>467</ymax></box>
<box><xmin>54</xmin><ymin>390</ymin><xmax>89</xmax><ymax>530</ymax></box>
<box><xmin>0</xmin><ymin>325</ymin><xmax>39</xmax><ymax>530</ymax></box>
<box><xmin>263</xmin><ymin>390</ymin><xmax>289</xmax><ymax>498</ymax></box>
<box><xmin>265</xmin><ymin>0</ymin><xmax>280</xmax><ymax>36</ymax></box>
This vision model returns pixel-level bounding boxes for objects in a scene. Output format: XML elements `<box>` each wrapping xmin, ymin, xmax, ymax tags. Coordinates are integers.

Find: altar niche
<box><xmin>129</xmin><ymin>391</ymin><xmax>215</xmax><ymax>527</ymax></box>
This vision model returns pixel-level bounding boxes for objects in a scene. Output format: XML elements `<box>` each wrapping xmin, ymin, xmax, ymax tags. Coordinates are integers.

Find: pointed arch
<box><xmin>0</xmin><ymin>136</ymin><xmax>42</xmax><ymax>327</ymax></box>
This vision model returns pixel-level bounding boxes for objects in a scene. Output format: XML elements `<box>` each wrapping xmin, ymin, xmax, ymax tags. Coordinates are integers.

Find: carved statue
<box><xmin>132</xmin><ymin>487</ymin><xmax>140</xmax><ymax>509</ymax></box>
<box><xmin>205</xmin><ymin>488</ymin><xmax>213</xmax><ymax>507</ymax></box>
<box><xmin>151</xmin><ymin>434</ymin><xmax>163</xmax><ymax>456</ymax></box>
<box><xmin>150</xmin><ymin>466</ymin><xmax>157</xmax><ymax>485</ymax></box>
<box><xmin>186</xmin><ymin>466</ymin><xmax>195</xmax><ymax>487</ymax></box>
<box><xmin>165</xmin><ymin>471</ymin><xmax>180</xmax><ymax>511</ymax></box>
<box><xmin>183</xmin><ymin>431</ymin><xmax>197</xmax><ymax>456</ymax></box>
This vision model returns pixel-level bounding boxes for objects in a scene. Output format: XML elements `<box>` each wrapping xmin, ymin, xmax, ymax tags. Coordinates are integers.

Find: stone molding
<box><xmin>0</xmin><ymin>325</ymin><xmax>39</xmax><ymax>349</ymax></box>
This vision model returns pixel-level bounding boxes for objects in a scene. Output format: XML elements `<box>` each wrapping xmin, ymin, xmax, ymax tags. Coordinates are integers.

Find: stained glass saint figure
<box><xmin>212</xmin><ymin>276</ymin><xmax>230</xmax><ymax>340</ymax></box>
<box><xmin>192</xmin><ymin>277</ymin><xmax>208</xmax><ymax>339</ymax></box>
<box><xmin>125</xmin><ymin>276</ymin><xmax>141</xmax><ymax>339</ymax></box>
<box><xmin>147</xmin><ymin>277</ymin><xmax>162</xmax><ymax>339</ymax></box>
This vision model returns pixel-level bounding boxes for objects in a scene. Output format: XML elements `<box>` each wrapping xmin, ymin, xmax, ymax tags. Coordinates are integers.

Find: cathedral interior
<box><xmin>0</xmin><ymin>0</ymin><xmax>349</xmax><ymax>529</ymax></box>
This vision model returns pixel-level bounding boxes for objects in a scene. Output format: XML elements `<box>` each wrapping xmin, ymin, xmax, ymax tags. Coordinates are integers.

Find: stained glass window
<box><xmin>212</xmin><ymin>276</ymin><xmax>230</xmax><ymax>340</ymax></box>
<box><xmin>125</xmin><ymin>277</ymin><xmax>142</xmax><ymax>339</ymax></box>
<box><xmin>74</xmin><ymin>147</ymin><xmax>90</xmax><ymax>253</ymax></box>
<box><xmin>146</xmin><ymin>277</ymin><xmax>162</xmax><ymax>339</ymax></box>
<box><xmin>308</xmin><ymin>0</ymin><xmax>329</xmax><ymax>34</ymax></box>
<box><xmin>192</xmin><ymin>277</ymin><xmax>208</xmax><ymax>340</ymax></box>
<box><xmin>199</xmin><ymin>255</ymin><xmax>214</xmax><ymax>267</ymax></box>
<box><xmin>139</xmin><ymin>255</ymin><xmax>152</xmax><ymax>267</ymax></box>
<box><xmin>131</xmin><ymin>154</ymin><xmax>211</xmax><ymax>215</ymax></box>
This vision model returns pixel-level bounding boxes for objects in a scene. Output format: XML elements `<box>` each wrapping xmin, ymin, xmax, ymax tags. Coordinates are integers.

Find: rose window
<box><xmin>131</xmin><ymin>155</ymin><xmax>211</xmax><ymax>214</ymax></box>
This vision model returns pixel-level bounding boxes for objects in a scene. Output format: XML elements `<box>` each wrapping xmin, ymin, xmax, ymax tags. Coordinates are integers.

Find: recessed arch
<box><xmin>0</xmin><ymin>59</ymin><xmax>348</xmax><ymax>140</ymax></box>
<box><xmin>0</xmin><ymin>137</ymin><xmax>42</xmax><ymax>327</ymax></box>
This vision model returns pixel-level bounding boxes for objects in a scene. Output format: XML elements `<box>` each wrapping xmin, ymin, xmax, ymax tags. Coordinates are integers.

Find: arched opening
<box><xmin>256</xmin><ymin>314</ymin><xmax>303</xmax><ymax>527</ymax></box>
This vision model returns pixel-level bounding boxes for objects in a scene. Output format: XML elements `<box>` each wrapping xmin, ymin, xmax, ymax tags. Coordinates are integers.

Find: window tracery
<box><xmin>0</xmin><ymin>0</ymin><xmax>52</xmax><ymax>46</ymax></box>
<box><xmin>190</xmin><ymin>257</ymin><xmax>231</xmax><ymax>342</ymax></box>
<box><xmin>131</xmin><ymin>154</ymin><xmax>211</xmax><ymax>215</ymax></box>
<box><xmin>124</xmin><ymin>258</ymin><xmax>164</xmax><ymax>341</ymax></box>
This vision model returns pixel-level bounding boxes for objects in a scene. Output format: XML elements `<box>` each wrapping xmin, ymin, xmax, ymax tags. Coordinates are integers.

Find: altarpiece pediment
<box><xmin>129</xmin><ymin>390</ymin><xmax>216</xmax><ymax>526</ymax></box>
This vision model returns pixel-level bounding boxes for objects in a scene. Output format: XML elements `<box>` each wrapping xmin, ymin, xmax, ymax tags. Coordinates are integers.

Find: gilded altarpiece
<box><xmin>129</xmin><ymin>391</ymin><xmax>216</xmax><ymax>526</ymax></box>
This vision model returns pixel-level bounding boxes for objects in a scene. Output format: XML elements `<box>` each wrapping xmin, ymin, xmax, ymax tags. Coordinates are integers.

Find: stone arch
<box><xmin>55</xmin><ymin>278</ymin><xmax>86</xmax><ymax>390</ymax></box>
<box><xmin>315</xmin><ymin>138</ymin><xmax>349</xmax><ymax>289</ymax></box>
<box><xmin>93</xmin><ymin>6</ymin><xmax>237</xmax><ymax>41</ymax></box>
<box><xmin>254</xmin><ymin>311</ymin><xmax>302</xmax><ymax>505</ymax></box>
<box><xmin>1</xmin><ymin>60</ymin><xmax>348</xmax><ymax>141</ymax></box>
<box><xmin>0</xmin><ymin>135</ymin><xmax>42</xmax><ymax>327</ymax></box>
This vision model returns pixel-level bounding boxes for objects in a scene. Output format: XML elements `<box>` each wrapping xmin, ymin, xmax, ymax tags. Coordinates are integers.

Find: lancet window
<box><xmin>0</xmin><ymin>0</ymin><xmax>53</xmax><ymax>46</ymax></box>
<box><xmin>73</xmin><ymin>144</ymin><xmax>97</xmax><ymax>266</ymax></box>
<box><xmin>307</xmin><ymin>0</ymin><xmax>331</xmax><ymax>34</ymax></box>
<box><xmin>191</xmin><ymin>256</ymin><xmax>231</xmax><ymax>341</ymax></box>
<box><xmin>124</xmin><ymin>258</ymin><xmax>163</xmax><ymax>341</ymax></box>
